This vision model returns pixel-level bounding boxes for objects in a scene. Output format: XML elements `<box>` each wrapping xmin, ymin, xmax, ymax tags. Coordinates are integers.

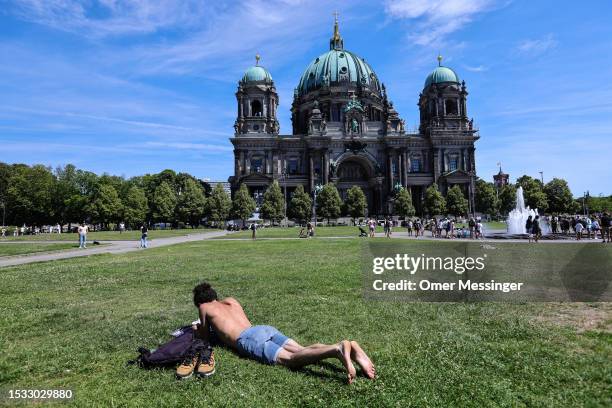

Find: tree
<box><xmin>544</xmin><ymin>178</ymin><xmax>574</xmax><ymax>214</ymax></box>
<box><xmin>475</xmin><ymin>179</ymin><xmax>499</xmax><ymax>216</ymax></box>
<box><xmin>344</xmin><ymin>185</ymin><xmax>367</xmax><ymax>224</ymax></box>
<box><xmin>317</xmin><ymin>183</ymin><xmax>342</xmax><ymax>223</ymax></box>
<box><xmin>423</xmin><ymin>184</ymin><xmax>446</xmax><ymax>217</ymax></box>
<box><xmin>6</xmin><ymin>164</ymin><xmax>55</xmax><ymax>226</ymax></box>
<box><xmin>260</xmin><ymin>180</ymin><xmax>285</xmax><ymax>225</ymax></box>
<box><xmin>207</xmin><ymin>183</ymin><xmax>231</xmax><ymax>226</ymax></box>
<box><xmin>516</xmin><ymin>175</ymin><xmax>548</xmax><ymax>212</ymax></box>
<box><xmin>123</xmin><ymin>186</ymin><xmax>148</xmax><ymax>229</ymax></box>
<box><xmin>231</xmin><ymin>184</ymin><xmax>256</xmax><ymax>225</ymax></box>
<box><xmin>394</xmin><ymin>187</ymin><xmax>415</xmax><ymax>219</ymax></box>
<box><xmin>88</xmin><ymin>183</ymin><xmax>122</xmax><ymax>229</ymax></box>
<box><xmin>446</xmin><ymin>185</ymin><xmax>469</xmax><ymax>217</ymax></box>
<box><xmin>498</xmin><ymin>184</ymin><xmax>517</xmax><ymax>215</ymax></box>
<box><xmin>152</xmin><ymin>181</ymin><xmax>177</xmax><ymax>224</ymax></box>
<box><xmin>176</xmin><ymin>178</ymin><xmax>206</xmax><ymax>227</ymax></box>
<box><xmin>288</xmin><ymin>184</ymin><xmax>312</xmax><ymax>223</ymax></box>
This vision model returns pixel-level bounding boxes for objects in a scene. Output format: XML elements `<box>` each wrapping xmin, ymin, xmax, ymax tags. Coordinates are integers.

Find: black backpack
<box><xmin>128</xmin><ymin>326</ymin><xmax>212</xmax><ymax>369</ymax></box>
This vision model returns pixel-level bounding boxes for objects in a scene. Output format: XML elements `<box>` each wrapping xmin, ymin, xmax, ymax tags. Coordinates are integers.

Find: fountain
<box><xmin>507</xmin><ymin>186</ymin><xmax>542</xmax><ymax>234</ymax></box>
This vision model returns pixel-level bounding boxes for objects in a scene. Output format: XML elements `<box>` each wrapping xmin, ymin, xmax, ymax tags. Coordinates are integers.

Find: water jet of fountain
<box><xmin>507</xmin><ymin>186</ymin><xmax>540</xmax><ymax>234</ymax></box>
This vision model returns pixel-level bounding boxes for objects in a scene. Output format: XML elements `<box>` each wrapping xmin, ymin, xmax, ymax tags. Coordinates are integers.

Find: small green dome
<box><xmin>424</xmin><ymin>66</ymin><xmax>459</xmax><ymax>88</ymax></box>
<box><xmin>242</xmin><ymin>65</ymin><xmax>273</xmax><ymax>83</ymax></box>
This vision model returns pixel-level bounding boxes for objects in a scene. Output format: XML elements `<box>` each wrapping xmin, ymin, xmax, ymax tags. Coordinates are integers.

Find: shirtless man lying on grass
<box><xmin>191</xmin><ymin>282</ymin><xmax>375</xmax><ymax>384</ymax></box>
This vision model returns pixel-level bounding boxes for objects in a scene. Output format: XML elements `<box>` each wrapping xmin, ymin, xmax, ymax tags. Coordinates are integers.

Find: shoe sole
<box><xmin>196</xmin><ymin>368</ymin><xmax>215</xmax><ymax>378</ymax></box>
<box><xmin>176</xmin><ymin>372</ymin><xmax>193</xmax><ymax>380</ymax></box>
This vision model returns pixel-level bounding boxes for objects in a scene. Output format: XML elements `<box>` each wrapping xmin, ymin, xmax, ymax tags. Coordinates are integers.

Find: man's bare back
<box><xmin>198</xmin><ymin>298</ymin><xmax>251</xmax><ymax>347</ymax></box>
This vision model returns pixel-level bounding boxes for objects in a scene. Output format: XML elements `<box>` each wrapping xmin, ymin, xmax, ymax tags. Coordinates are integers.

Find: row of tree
<box><xmin>474</xmin><ymin>175</ymin><xmax>591</xmax><ymax>217</ymax></box>
<box><xmin>1</xmin><ymin>162</ymin><xmax>605</xmax><ymax>228</ymax></box>
<box><xmin>0</xmin><ymin>163</ymin><xmax>213</xmax><ymax>229</ymax></box>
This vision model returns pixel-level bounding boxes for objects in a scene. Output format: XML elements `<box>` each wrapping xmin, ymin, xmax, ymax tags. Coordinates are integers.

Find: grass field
<box><xmin>2</xmin><ymin>228</ymin><xmax>216</xmax><ymax>242</ymax></box>
<box><xmin>219</xmin><ymin>225</ymin><xmax>383</xmax><ymax>239</ymax></box>
<box><xmin>1</xmin><ymin>239</ymin><xmax>610</xmax><ymax>407</ymax></box>
<box><xmin>0</xmin><ymin>242</ymin><xmax>78</xmax><ymax>257</ymax></box>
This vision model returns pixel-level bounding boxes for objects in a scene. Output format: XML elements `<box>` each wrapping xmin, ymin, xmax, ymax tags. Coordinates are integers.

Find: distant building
<box><xmin>207</xmin><ymin>181</ymin><xmax>231</xmax><ymax>195</ymax></box>
<box><xmin>229</xmin><ymin>17</ymin><xmax>479</xmax><ymax>215</ymax></box>
<box><xmin>493</xmin><ymin>167</ymin><xmax>509</xmax><ymax>189</ymax></box>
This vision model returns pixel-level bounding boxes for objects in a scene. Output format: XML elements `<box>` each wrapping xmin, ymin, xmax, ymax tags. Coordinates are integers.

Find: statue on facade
<box><xmin>351</xmin><ymin>118</ymin><xmax>359</xmax><ymax>133</ymax></box>
<box><xmin>329</xmin><ymin>160</ymin><xmax>337</xmax><ymax>177</ymax></box>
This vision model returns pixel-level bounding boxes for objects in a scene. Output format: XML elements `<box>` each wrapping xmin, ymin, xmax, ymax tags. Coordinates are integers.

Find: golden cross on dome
<box><xmin>255</xmin><ymin>54</ymin><xmax>260</xmax><ymax>65</ymax></box>
<box><xmin>333</xmin><ymin>10</ymin><xmax>339</xmax><ymax>22</ymax></box>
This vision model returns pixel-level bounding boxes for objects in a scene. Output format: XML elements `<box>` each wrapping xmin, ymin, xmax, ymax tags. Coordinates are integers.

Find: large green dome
<box><xmin>242</xmin><ymin>65</ymin><xmax>273</xmax><ymax>83</ymax></box>
<box><xmin>297</xmin><ymin>49</ymin><xmax>381</xmax><ymax>96</ymax></box>
<box><xmin>424</xmin><ymin>65</ymin><xmax>459</xmax><ymax>88</ymax></box>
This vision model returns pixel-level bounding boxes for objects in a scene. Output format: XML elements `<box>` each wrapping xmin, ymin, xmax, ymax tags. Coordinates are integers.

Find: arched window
<box><xmin>445</xmin><ymin>99</ymin><xmax>458</xmax><ymax>115</ymax></box>
<box><xmin>250</xmin><ymin>155</ymin><xmax>263</xmax><ymax>173</ymax></box>
<box><xmin>449</xmin><ymin>156</ymin><xmax>458</xmax><ymax>171</ymax></box>
<box><xmin>410</xmin><ymin>157</ymin><xmax>422</xmax><ymax>173</ymax></box>
<box><xmin>251</xmin><ymin>100</ymin><xmax>262</xmax><ymax>117</ymax></box>
<box><xmin>287</xmin><ymin>157</ymin><xmax>299</xmax><ymax>175</ymax></box>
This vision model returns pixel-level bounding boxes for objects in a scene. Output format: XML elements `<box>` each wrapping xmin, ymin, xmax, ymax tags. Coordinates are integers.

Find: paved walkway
<box><xmin>0</xmin><ymin>230</ymin><xmax>229</xmax><ymax>268</ymax></box>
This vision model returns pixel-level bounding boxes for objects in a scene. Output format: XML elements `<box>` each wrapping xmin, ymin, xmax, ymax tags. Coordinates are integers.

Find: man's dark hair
<box><xmin>193</xmin><ymin>282</ymin><xmax>217</xmax><ymax>306</ymax></box>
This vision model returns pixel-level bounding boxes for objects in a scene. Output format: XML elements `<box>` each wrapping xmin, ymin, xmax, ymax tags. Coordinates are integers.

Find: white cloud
<box><xmin>9</xmin><ymin>0</ymin><xmax>206</xmax><ymax>37</ymax></box>
<box><xmin>463</xmin><ymin>64</ymin><xmax>487</xmax><ymax>72</ymax></box>
<box><xmin>516</xmin><ymin>34</ymin><xmax>558</xmax><ymax>55</ymax></box>
<box><xmin>383</xmin><ymin>0</ymin><xmax>502</xmax><ymax>46</ymax></box>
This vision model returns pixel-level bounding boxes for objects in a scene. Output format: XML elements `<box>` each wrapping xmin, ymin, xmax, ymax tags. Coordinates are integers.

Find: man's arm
<box><xmin>195</xmin><ymin>304</ymin><xmax>210</xmax><ymax>341</ymax></box>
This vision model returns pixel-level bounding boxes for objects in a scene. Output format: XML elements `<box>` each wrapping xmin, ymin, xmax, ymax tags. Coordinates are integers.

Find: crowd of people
<box><xmin>358</xmin><ymin>216</ymin><xmax>486</xmax><ymax>240</ymax></box>
<box><xmin>548</xmin><ymin>213</ymin><xmax>611</xmax><ymax>242</ymax></box>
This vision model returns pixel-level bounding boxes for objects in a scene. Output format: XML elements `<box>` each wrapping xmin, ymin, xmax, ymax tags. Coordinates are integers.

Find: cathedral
<box><xmin>229</xmin><ymin>17</ymin><xmax>479</xmax><ymax>216</ymax></box>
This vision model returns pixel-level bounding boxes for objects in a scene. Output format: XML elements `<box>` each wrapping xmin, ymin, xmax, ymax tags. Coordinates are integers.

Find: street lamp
<box><xmin>280</xmin><ymin>171</ymin><xmax>288</xmax><ymax>227</ymax></box>
<box><xmin>0</xmin><ymin>200</ymin><xmax>5</xmax><ymax>228</ymax></box>
<box><xmin>539</xmin><ymin>171</ymin><xmax>544</xmax><ymax>185</ymax></box>
<box><xmin>312</xmin><ymin>183</ymin><xmax>323</xmax><ymax>227</ymax></box>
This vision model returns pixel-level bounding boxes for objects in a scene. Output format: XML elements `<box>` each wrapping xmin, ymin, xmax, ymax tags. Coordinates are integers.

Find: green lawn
<box><xmin>3</xmin><ymin>228</ymin><xmax>218</xmax><ymax>242</ymax></box>
<box><xmin>0</xmin><ymin>239</ymin><xmax>610</xmax><ymax>407</ymax></box>
<box><xmin>0</xmin><ymin>242</ymin><xmax>78</xmax><ymax>257</ymax></box>
<box><xmin>220</xmin><ymin>225</ymin><xmax>383</xmax><ymax>239</ymax></box>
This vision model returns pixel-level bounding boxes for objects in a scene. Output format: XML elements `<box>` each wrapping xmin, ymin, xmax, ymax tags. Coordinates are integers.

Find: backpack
<box><xmin>128</xmin><ymin>326</ymin><xmax>212</xmax><ymax>369</ymax></box>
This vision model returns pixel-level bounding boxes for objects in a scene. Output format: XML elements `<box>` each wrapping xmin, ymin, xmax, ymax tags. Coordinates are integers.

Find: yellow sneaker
<box><xmin>196</xmin><ymin>349</ymin><xmax>215</xmax><ymax>378</ymax></box>
<box><xmin>176</xmin><ymin>353</ymin><xmax>198</xmax><ymax>380</ymax></box>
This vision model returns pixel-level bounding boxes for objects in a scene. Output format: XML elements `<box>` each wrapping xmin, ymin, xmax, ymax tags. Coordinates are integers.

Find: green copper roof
<box><xmin>424</xmin><ymin>66</ymin><xmax>459</xmax><ymax>88</ymax></box>
<box><xmin>242</xmin><ymin>65</ymin><xmax>273</xmax><ymax>83</ymax></box>
<box><xmin>297</xmin><ymin>49</ymin><xmax>381</xmax><ymax>96</ymax></box>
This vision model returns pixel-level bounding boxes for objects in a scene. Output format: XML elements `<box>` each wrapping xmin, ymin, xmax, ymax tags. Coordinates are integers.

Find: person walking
<box><xmin>525</xmin><ymin>215</ymin><xmax>533</xmax><ymax>242</ymax></box>
<box><xmin>78</xmin><ymin>222</ymin><xmax>88</xmax><ymax>249</ymax></box>
<box><xmin>119</xmin><ymin>222</ymin><xmax>125</xmax><ymax>234</ymax></box>
<box><xmin>140</xmin><ymin>224</ymin><xmax>149</xmax><ymax>248</ymax></box>
<box><xmin>575</xmin><ymin>220</ymin><xmax>584</xmax><ymax>241</ymax></box>
<box><xmin>532</xmin><ymin>215</ymin><xmax>541</xmax><ymax>243</ymax></box>
<box><xmin>406</xmin><ymin>219</ymin><xmax>413</xmax><ymax>237</ymax></box>
<box><xmin>250</xmin><ymin>222</ymin><xmax>257</xmax><ymax>240</ymax></box>
<box><xmin>601</xmin><ymin>212</ymin><xmax>611</xmax><ymax>243</ymax></box>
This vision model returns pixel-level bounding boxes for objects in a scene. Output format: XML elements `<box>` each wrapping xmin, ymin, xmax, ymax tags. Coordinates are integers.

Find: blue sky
<box><xmin>1</xmin><ymin>0</ymin><xmax>611</xmax><ymax>196</ymax></box>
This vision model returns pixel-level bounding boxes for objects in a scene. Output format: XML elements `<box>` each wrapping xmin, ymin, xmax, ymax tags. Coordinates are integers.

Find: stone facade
<box><xmin>229</xmin><ymin>20</ymin><xmax>479</xmax><ymax>216</ymax></box>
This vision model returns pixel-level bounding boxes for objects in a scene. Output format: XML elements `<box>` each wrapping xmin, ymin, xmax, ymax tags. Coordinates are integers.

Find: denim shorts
<box><xmin>236</xmin><ymin>325</ymin><xmax>290</xmax><ymax>365</ymax></box>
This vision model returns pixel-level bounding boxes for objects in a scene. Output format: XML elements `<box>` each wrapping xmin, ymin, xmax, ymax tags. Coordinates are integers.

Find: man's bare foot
<box><xmin>350</xmin><ymin>341</ymin><xmax>376</xmax><ymax>379</ymax></box>
<box><xmin>338</xmin><ymin>340</ymin><xmax>356</xmax><ymax>384</ymax></box>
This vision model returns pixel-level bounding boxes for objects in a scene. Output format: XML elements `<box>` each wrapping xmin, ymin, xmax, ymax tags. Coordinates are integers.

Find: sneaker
<box><xmin>196</xmin><ymin>348</ymin><xmax>215</xmax><ymax>378</ymax></box>
<box><xmin>176</xmin><ymin>352</ymin><xmax>198</xmax><ymax>380</ymax></box>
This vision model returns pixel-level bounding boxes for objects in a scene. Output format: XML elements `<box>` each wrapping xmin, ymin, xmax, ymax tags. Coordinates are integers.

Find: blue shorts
<box><xmin>236</xmin><ymin>325</ymin><xmax>290</xmax><ymax>365</ymax></box>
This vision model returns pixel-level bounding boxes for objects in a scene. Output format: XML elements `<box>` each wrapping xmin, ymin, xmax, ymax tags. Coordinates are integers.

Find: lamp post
<box><xmin>280</xmin><ymin>171</ymin><xmax>288</xmax><ymax>227</ymax></box>
<box><xmin>312</xmin><ymin>183</ymin><xmax>323</xmax><ymax>227</ymax></box>
<box><xmin>0</xmin><ymin>200</ymin><xmax>5</xmax><ymax>228</ymax></box>
<box><xmin>539</xmin><ymin>171</ymin><xmax>544</xmax><ymax>185</ymax></box>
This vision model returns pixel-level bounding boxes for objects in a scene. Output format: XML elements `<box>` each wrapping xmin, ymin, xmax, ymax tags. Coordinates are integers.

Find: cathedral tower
<box><xmin>234</xmin><ymin>55</ymin><xmax>279</xmax><ymax>135</ymax></box>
